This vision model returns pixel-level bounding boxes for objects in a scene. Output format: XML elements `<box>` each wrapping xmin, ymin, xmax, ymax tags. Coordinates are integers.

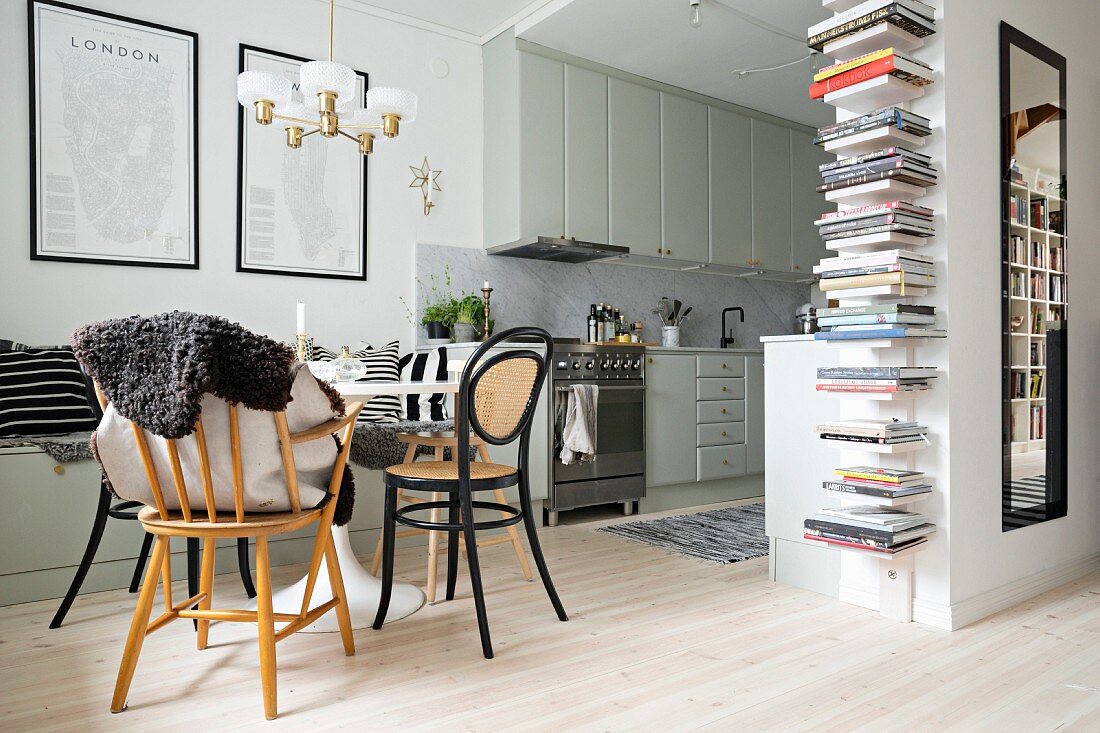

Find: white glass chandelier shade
<box><xmin>366</xmin><ymin>86</ymin><xmax>418</xmax><ymax>122</ymax></box>
<box><xmin>236</xmin><ymin>70</ymin><xmax>292</xmax><ymax>108</ymax></box>
<box><xmin>280</xmin><ymin>100</ymin><xmax>312</xmax><ymax>121</ymax></box>
<box><xmin>350</xmin><ymin>107</ymin><xmax>381</xmax><ymax>126</ymax></box>
<box><xmin>299</xmin><ymin>61</ymin><xmax>357</xmax><ymax>102</ymax></box>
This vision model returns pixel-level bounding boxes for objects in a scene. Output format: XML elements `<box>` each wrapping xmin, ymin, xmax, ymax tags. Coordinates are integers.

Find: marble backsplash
<box><xmin>414</xmin><ymin>243</ymin><xmax>810</xmax><ymax>348</ymax></box>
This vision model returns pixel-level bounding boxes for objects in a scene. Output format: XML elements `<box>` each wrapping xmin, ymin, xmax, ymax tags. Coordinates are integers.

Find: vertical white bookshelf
<box><xmin>1006</xmin><ymin>170</ymin><xmax>1066</xmax><ymax>453</ymax></box>
<box><xmin>807</xmin><ymin>7</ymin><xmax>940</xmax><ymax>623</ymax></box>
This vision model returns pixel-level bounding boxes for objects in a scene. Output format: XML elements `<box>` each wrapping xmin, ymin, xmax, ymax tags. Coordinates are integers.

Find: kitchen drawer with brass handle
<box><xmin>697</xmin><ymin>354</ymin><xmax>745</xmax><ymax>378</ymax></box>
<box><xmin>696</xmin><ymin>377</ymin><xmax>745</xmax><ymax>401</ymax></box>
<box><xmin>697</xmin><ymin>421</ymin><xmax>745</xmax><ymax>447</ymax></box>
<box><xmin>697</xmin><ymin>444</ymin><xmax>747</xmax><ymax>481</ymax></box>
<box><xmin>697</xmin><ymin>399</ymin><xmax>745</xmax><ymax>424</ymax></box>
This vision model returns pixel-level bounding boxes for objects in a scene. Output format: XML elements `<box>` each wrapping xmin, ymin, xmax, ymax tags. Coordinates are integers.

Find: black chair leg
<box><xmin>518</xmin><ymin>471</ymin><xmax>568</xmax><ymax>622</ymax></box>
<box><xmin>371</xmin><ymin>484</ymin><xmax>399</xmax><ymax>630</ymax></box>
<box><xmin>236</xmin><ymin>538</ymin><xmax>256</xmax><ymax>598</ymax></box>
<box><xmin>445</xmin><ymin>500</ymin><xmax>460</xmax><ymax>601</ymax></box>
<box><xmin>129</xmin><ymin>532</ymin><xmax>155</xmax><ymax>593</ymax></box>
<box><xmin>187</xmin><ymin>538</ymin><xmax>200</xmax><ymax>630</ymax></box>
<box><xmin>459</xmin><ymin>481</ymin><xmax>494</xmax><ymax>659</ymax></box>
<box><xmin>49</xmin><ymin>483</ymin><xmax>111</xmax><ymax>629</ymax></box>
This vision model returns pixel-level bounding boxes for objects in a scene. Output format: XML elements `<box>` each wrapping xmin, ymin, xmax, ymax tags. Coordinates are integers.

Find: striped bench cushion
<box><xmin>351</xmin><ymin>341</ymin><xmax>402</xmax><ymax>424</ymax></box>
<box><xmin>399</xmin><ymin>346</ymin><xmax>449</xmax><ymax>421</ymax></box>
<box><xmin>0</xmin><ymin>348</ymin><xmax>98</xmax><ymax>437</ymax></box>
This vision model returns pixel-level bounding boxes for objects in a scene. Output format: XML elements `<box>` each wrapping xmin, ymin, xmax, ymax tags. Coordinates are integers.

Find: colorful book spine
<box><xmin>814</xmin><ymin>47</ymin><xmax>896</xmax><ymax>82</ymax></box>
<box><xmin>808</xmin><ymin>55</ymin><xmax>932</xmax><ymax>99</ymax></box>
<box><xmin>808</xmin><ymin>6</ymin><xmax>936</xmax><ymax>52</ymax></box>
<box><xmin>818</xmin><ymin>200</ymin><xmax>933</xmax><ymax>221</ymax></box>
<box><xmin>815</xmin><ymin>328</ymin><xmax>933</xmax><ymax>339</ymax></box>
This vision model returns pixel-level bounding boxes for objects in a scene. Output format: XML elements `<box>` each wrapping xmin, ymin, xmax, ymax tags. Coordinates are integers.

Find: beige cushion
<box><xmin>96</xmin><ymin>366</ymin><xmax>339</xmax><ymax>513</ymax></box>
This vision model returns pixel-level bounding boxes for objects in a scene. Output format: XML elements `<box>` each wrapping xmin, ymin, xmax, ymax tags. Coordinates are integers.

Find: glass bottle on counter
<box><xmin>587</xmin><ymin>305</ymin><xmax>599</xmax><ymax>343</ymax></box>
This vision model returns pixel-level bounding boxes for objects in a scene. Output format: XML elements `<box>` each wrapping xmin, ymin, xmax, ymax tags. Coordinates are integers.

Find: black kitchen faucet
<box><xmin>720</xmin><ymin>307</ymin><xmax>745</xmax><ymax>348</ymax></box>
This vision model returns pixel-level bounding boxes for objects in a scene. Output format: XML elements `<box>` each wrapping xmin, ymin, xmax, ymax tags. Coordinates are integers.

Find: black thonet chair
<box><xmin>372</xmin><ymin>327</ymin><xmax>568</xmax><ymax>658</ymax></box>
<box><xmin>50</xmin><ymin>370</ymin><xmax>257</xmax><ymax>629</ymax></box>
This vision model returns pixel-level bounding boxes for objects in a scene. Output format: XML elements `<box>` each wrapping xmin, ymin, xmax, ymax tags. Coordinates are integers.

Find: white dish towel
<box><xmin>560</xmin><ymin>384</ymin><xmax>598</xmax><ymax>465</ymax></box>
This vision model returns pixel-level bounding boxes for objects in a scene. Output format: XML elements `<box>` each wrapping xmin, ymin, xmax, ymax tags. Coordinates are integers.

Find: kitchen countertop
<box><xmin>759</xmin><ymin>334</ymin><xmax>816</xmax><ymax>343</ymax></box>
<box><xmin>645</xmin><ymin>345</ymin><xmax>764</xmax><ymax>354</ymax></box>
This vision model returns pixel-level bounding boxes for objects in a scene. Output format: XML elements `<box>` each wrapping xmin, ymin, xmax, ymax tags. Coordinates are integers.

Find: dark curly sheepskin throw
<box><xmin>73</xmin><ymin>312</ymin><xmax>297</xmax><ymax>439</ymax></box>
<box><xmin>72</xmin><ymin>312</ymin><xmax>356</xmax><ymax>525</ymax></box>
<box><xmin>350</xmin><ymin>419</ymin><xmax>478</xmax><ymax>470</ymax></box>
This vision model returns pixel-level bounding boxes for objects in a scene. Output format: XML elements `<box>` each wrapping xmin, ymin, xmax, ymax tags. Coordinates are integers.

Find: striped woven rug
<box><xmin>597</xmin><ymin>503</ymin><xmax>767</xmax><ymax>564</ymax></box>
<box><xmin>1006</xmin><ymin>475</ymin><xmax>1047</xmax><ymax>510</ymax></box>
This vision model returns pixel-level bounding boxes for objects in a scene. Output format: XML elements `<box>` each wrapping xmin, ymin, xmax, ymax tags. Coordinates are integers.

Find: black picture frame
<box><xmin>27</xmin><ymin>0</ymin><xmax>199</xmax><ymax>269</ymax></box>
<box><xmin>235</xmin><ymin>44</ymin><xmax>369</xmax><ymax>281</ymax></box>
<box><xmin>999</xmin><ymin>22</ymin><xmax>1068</xmax><ymax>530</ymax></box>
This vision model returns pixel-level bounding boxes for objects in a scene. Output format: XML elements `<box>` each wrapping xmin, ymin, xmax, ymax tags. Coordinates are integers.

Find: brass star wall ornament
<box><xmin>409</xmin><ymin>156</ymin><xmax>442</xmax><ymax>215</ymax></box>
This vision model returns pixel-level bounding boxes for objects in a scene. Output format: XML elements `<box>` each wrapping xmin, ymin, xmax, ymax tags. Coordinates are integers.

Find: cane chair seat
<box><xmin>386</xmin><ymin>460</ymin><xmax>516</xmax><ymax>482</ymax></box>
<box><xmin>137</xmin><ymin>505</ymin><xmax>325</xmax><ymax>538</ymax></box>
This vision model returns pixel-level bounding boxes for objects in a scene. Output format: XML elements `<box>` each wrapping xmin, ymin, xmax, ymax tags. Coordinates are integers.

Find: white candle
<box><xmin>426</xmin><ymin>179</ymin><xmax>434</xmax><ymax>204</ymax></box>
<box><xmin>296</xmin><ymin>300</ymin><xmax>305</xmax><ymax>334</ymax></box>
<box><xmin>484</xmin><ymin>280</ymin><xmax>490</xmax><ymax>290</ymax></box>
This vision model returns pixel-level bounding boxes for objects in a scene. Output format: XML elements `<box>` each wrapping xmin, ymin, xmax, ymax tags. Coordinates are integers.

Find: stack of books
<box><xmin>809</xmin><ymin>47</ymin><xmax>934</xmax><ymax>100</ymax></box>
<box><xmin>814</xmin><ymin>304</ymin><xmax>943</xmax><ymax>339</ymax></box>
<box><xmin>814</xmin><ymin>418</ymin><xmax>929</xmax><ymax>447</ymax></box>
<box><xmin>816</xmin><ymin>261</ymin><xmax>938</xmax><ymax>300</ymax></box>
<box><xmin>815</xmin><ymin>367</ymin><xmax>936</xmax><ymax>395</ymax></box>
<box><xmin>806</xmin><ymin>1</ymin><xmax>937</xmax><ymax>53</ymax></box>
<box><xmin>813</xmin><ymin>106</ymin><xmax>932</xmax><ymax>147</ymax></box>
<box><xmin>817</xmin><ymin>150</ymin><xmax>937</xmax><ymax>193</ymax></box>
<box><xmin>823</xmin><ymin>466</ymin><xmax>932</xmax><ymax>499</ymax></box>
<box><xmin>804</xmin><ymin>504</ymin><xmax>935</xmax><ymax>555</ymax></box>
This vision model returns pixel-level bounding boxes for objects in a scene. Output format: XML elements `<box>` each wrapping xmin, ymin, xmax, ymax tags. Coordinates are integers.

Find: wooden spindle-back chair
<box><xmin>104</xmin><ymin>383</ymin><xmax>364</xmax><ymax>721</ymax></box>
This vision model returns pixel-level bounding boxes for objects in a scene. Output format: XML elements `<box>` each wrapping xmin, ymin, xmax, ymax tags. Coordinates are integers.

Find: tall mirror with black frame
<box><xmin>1001</xmin><ymin>23</ymin><xmax>1068</xmax><ymax>530</ymax></box>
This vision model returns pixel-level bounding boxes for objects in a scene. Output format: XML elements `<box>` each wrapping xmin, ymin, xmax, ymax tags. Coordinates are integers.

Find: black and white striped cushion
<box><xmin>398</xmin><ymin>347</ymin><xmax>449</xmax><ymax>421</ymax></box>
<box><xmin>0</xmin><ymin>348</ymin><xmax>98</xmax><ymax>437</ymax></box>
<box><xmin>354</xmin><ymin>341</ymin><xmax>402</xmax><ymax>424</ymax></box>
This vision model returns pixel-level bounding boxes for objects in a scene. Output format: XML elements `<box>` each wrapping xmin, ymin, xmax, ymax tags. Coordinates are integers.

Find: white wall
<box><xmin>0</xmin><ymin>0</ymin><xmax>483</xmax><ymax>348</ymax></box>
<box><xmin>944</xmin><ymin>0</ymin><xmax>1100</xmax><ymax>623</ymax></box>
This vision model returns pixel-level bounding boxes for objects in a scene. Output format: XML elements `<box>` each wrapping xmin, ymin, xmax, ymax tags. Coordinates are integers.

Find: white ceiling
<box><xmin>346</xmin><ymin>0</ymin><xmax>546</xmax><ymax>37</ymax></box>
<box><xmin>517</xmin><ymin>0</ymin><xmax>834</xmax><ymax>127</ymax></box>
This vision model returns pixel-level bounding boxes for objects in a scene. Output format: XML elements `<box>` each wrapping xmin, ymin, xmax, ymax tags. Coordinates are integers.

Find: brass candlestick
<box><xmin>296</xmin><ymin>333</ymin><xmax>309</xmax><ymax>362</ymax></box>
<box><xmin>481</xmin><ymin>287</ymin><xmax>493</xmax><ymax>342</ymax></box>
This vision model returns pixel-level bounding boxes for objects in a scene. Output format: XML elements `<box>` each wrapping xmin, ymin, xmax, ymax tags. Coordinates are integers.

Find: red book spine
<box><xmin>803</xmin><ymin>534</ymin><xmax>896</xmax><ymax>553</ymax></box>
<box><xmin>815</xmin><ymin>384</ymin><xmax>903</xmax><ymax>392</ymax></box>
<box><xmin>809</xmin><ymin>56</ymin><xmax>899</xmax><ymax>99</ymax></box>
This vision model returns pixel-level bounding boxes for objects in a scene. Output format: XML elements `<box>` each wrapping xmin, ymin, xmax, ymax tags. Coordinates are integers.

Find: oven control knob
<box><xmin>600</xmin><ymin>360</ymin><xmax>610</xmax><ymax>371</ymax></box>
<box><xmin>612</xmin><ymin>360</ymin><xmax>622</xmax><ymax>370</ymax></box>
<box><xmin>632</xmin><ymin>360</ymin><xmax>641</xmax><ymax>370</ymax></box>
<box><xmin>556</xmin><ymin>360</ymin><xmax>568</xmax><ymax>370</ymax></box>
<box><xmin>585</xmin><ymin>360</ymin><xmax>594</xmax><ymax>370</ymax></box>
<box><xmin>571</xmin><ymin>361</ymin><xmax>580</xmax><ymax>370</ymax></box>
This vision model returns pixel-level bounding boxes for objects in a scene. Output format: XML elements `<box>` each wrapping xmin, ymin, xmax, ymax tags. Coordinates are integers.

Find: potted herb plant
<box><xmin>452</xmin><ymin>295</ymin><xmax>483</xmax><ymax>343</ymax></box>
<box><xmin>402</xmin><ymin>267</ymin><xmax>457</xmax><ymax>340</ymax></box>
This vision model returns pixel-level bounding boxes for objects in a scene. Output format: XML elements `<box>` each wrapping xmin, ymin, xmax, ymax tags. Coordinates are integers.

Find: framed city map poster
<box><xmin>28</xmin><ymin>1</ymin><xmax>198</xmax><ymax>268</ymax></box>
<box><xmin>236</xmin><ymin>45</ymin><xmax>369</xmax><ymax>281</ymax></box>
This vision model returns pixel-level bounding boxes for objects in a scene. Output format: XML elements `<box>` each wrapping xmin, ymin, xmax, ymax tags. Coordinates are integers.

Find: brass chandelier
<box><xmin>236</xmin><ymin>0</ymin><xmax>417</xmax><ymax>155</ymax></box>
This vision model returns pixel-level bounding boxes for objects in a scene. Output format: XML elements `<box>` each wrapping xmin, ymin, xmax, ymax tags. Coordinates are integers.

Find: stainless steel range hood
<box><xmin>486</xmin><ymin>236</ymin><xmax>629</xmax><ymax>264</ymax></box>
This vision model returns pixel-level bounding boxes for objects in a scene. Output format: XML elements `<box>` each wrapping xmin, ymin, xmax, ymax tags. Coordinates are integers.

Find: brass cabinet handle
<box><xmin>647</xmin><ymin>357</ymin><xmax>653</xmax><ymax>364</ymax></box>
<box><xmin>794</xmin><ymin>264</ymin><xmax>801</xmax><ymax>270</ymax></box>
<box><xmin>722</xmin><ymin>363</ymin><xmax>727</xmax><ymax>369</ymax></box>
<box><xmin>721</xmin><ymin>408</ymin><xmax>727</xmax><ymax>414</ymax></box>
<box><xmin>722</xmin><ymin>459</ymin><xmax>729</xmax><ymax>465</ymax></box>
<box><xmin>657</xmin><ymin>247</ymin><xmax>664</xmax><ymax>254</ymax></box>
<box><xmin>721</xmin><ymin>386</ymin><xmax>728</xmax><ymax>392</ymax></box>
<box><xmin>721</xmin><ymin>431</ymin><xmax>727</xmax><ymax>437</ymax></box>
<box><xmin>667</xmin><ymin>248</ymin><xmax>673</xmax><ymax>255</ymax></box>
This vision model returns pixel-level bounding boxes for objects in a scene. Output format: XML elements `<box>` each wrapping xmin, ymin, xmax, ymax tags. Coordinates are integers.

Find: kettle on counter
<box><xmin>794</xmin><ymin>303</ymin><xmax>818</xmax><ymax>334</ymax></box>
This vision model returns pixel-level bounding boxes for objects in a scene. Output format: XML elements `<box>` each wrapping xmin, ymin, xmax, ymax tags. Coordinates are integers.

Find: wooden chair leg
<box><xmin>196</xmin><ymin>538</ymin><xmax>216</xmax><ymax>650</ymax></box>
<box><xmin>425</xmin><ymin>491</ymin><xmax>444</xmax><ymax>603</ymax></box>
<box><xmin>111</xmin><ymin>535</ymin><xmax>169</xmax><ymax>713</ymax></box>
<box><xmin>370</xmin><ymin>488</ymin><xmax>404</xmax><ymax>577</ymax></box>
<box><xmin>254</xmin><ymin>536</ymin><xmax>278</xmax><ymax>720</ymax></box>
<box><xmin>494</xmin><ymin>489</ymin><xmax>534</xmax><ymax>581</ymax></box>
<box><xmin>324</xmin><ymin>532</ymin><xmax>355</xmax><ymax>656</ymax></box>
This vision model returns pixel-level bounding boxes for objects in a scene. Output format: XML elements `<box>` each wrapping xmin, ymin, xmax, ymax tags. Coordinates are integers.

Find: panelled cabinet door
<box><xmin>709</xmin><ymin>106</ymin><xmax>753</xmax><ymax>267</ymax></box>
<box><xmin>565</xmin><ymin>65</ymin><xmax>609</xmax><ymax>244</ymax></box>
<box><xmin>790</xmin><ymin>129</ymin><xmax>832</xmax><ymax>274</ymax></box>
<box><xmin>519</xmin><ymin>53</ymin><xmax>564</xmax><ymax>239</ymax></box>
<box><xmin>609</xmin><ymin>79</ymin><xmax>661</xmax><ymax>255</ymax></box>
<box><xmin>744</xmin><ymin>355</ymin><xmax>765</xmax><ymax>474</ymax></box>
<box><xmin>644</xmin><ymin>354</ymin><xmax>698</xmax><ymax>487</ymax></box>
<box><xmin>750</xmin><ymin>119</ymin><xmax>793</xmax><ymax>272</ymax></box>
<box><xmin>660</xmin><ymin>94</ymin><xmax>710</xmax><ymax>262</ymax></box>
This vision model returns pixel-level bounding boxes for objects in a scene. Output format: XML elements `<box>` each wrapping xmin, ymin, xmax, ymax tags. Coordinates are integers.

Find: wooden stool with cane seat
<box><xmin>105</xmin><ymin>393</ymin><xmax>364</xmax><ymax>721</ymax></box>
<box><xmin>368</xmin><ymin>430</ymin><xmax>533</xmax><ymax>603</ymax></box>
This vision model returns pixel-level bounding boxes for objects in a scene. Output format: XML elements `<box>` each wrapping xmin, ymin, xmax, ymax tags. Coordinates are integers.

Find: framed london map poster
<box><xmin>28</xmin><ymin>1</ymin><xmax>198</xmax><ymax>268</ymax></box>
<box><xmin>236</xmin><ymin>45</ymin><xmax>368</xmax><ymax>281</ymax></box>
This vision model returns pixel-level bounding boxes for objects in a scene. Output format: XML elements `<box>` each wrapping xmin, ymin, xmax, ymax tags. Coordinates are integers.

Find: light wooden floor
<box><xmin>3</xmin><ymin>502</ymin><xmax>1100</xmax><ymax>732</ymax></box>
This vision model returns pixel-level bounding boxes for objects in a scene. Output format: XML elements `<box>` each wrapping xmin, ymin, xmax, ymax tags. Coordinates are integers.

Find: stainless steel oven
<box><xmin>547</xmin><ymin>343</ymin><xmax>645</xmax><ymax>525</ymax></box>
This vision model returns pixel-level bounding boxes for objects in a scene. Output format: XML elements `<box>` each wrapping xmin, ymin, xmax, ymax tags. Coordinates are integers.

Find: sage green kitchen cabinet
<box><xmin>660</xmin><ymin>94</ymin><xmax>710</xmax><ymax>263</ymax></box>
<box><xmin>791</xmin><ymin>129</ymin><xmax>833</xmax><ymax>274</ymax></box>
<box><xmin>519</xmin><ymin>52</ymin><xmax>565</xmax><ymax>240</ymax></box>
<box><xmin>708</xmin><ymin>106</ymin><xmax>753</xmax><ymax>268</ymax></box>
<box><xmin>644</xmin><ymin>354</ymin><xmax>698</xmax><ymax>487</ymax></box>
<box><xmin>750</xmin><ymin>119</ymin><xmax>793</xmax><ymax>272</ymax></box>
<box><xmin>565</xmin><ymin>66</ymin><xmax>609</xmax><ymax>244</ymax></box>
<box><xmin>609</xmin><ymin>78</ymin><xmax>661</xmax><ymax>254</ymax></box>
<box><xmin>745</xmin><ymin>354</ymin><xmax>765</xmax><ymax>474</ymax></box>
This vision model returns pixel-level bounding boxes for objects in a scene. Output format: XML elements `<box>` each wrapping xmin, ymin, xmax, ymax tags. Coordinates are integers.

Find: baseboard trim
<box><xmin>948</xmin><ymin>552</ymin><xmax>1100</xmax><ymax>630</ymax></box>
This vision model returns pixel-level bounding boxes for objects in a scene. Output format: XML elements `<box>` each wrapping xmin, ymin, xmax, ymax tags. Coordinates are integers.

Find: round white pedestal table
<box><xmin>253</xmin><ymin>377</ymin><xmax>461</xmax><ymax>632</ymax></box>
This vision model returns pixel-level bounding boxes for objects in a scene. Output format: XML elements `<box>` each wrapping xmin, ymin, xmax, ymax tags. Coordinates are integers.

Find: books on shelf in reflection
<box><xmin>814</xmin><ymin>417</ymin><xmax>930</xmax><ymax>443</ymax></box>
<box><xmin>813</xmin><ymin>106</ymin><xmax>931</xmax><ymax>146</ymax></box>
<box><xmin>807</xmin><ymin>1</ymin><xmax>936</xmax><ymax>53</ymax></box>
